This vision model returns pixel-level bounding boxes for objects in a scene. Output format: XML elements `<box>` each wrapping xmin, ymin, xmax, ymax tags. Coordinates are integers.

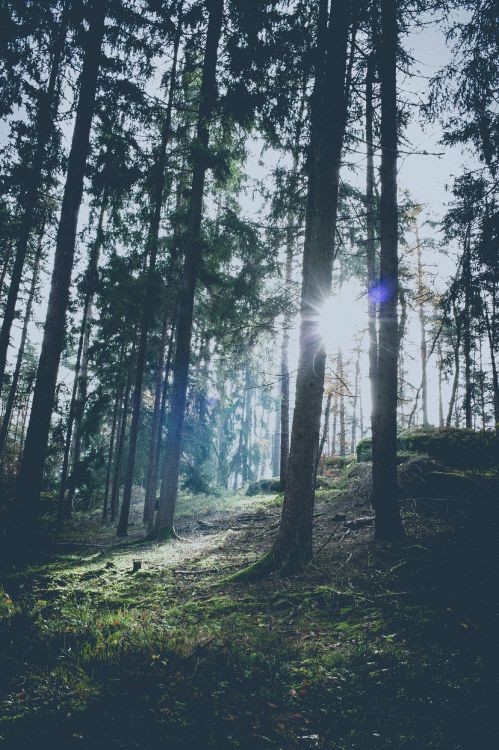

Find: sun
<box><xmin>317</xmin><ymin>282</ymin><xmax>365</xmax><ymax>354</ymax></box>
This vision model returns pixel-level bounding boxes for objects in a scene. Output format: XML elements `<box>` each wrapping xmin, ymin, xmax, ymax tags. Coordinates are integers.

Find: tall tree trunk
<box><xmin>485</xmin><ymin>307</ymin><xmax>499</xmax><ymax>429</ymax></box>
<box><xmin>279</xmin><ymin>215</ymin><xmax>293</xmax><ymax>488</ymax></box>
<box><xmin>0</xmin><ymin>4</ymin><xmax>68</xmax><ymax>394</ymax></box>
<box><xmin>446</xmin><ymin>306</ymin><xmax>462</xmax><ymax>427</ymax></box>
<box><xmin>372</xmin><ymin>0</ymin><xmax>404</xmax><ymax>541</ymax></box>
<box><xmin>365</xmin><ymin>52</ymin><xmax>378</xmax><ymax>442</ymax></box>
<box><xmin>0</xmin><ymin>228</ymin><xmax>44</xmax><ymax>457</ymax></box>
<box><xmin>59</xmin><ymin>197</ymin><xmax>107</xmax><ymax>519</ymax></box>
<box><xmin>117</xmin><ymin>7</ymin><xmax>183</xmax><ymax>537</ymax></box>
<box><xmin>338</xmin><ymin>349</ymin><xmax>346</xmax><ymax>457</ymax></box>
<box><xmin>267</xmin><ymin>0</ymin><xmax>353</xmax><ymax>573</ymax></box>
<box><xmin>143</xmin><ymin>309</ymin><xmax>171</xmax><ymax>524</ymax></box>
<box><xmin>102</xmin><ymin>349</ymin><xmax>125</xmax><ymax>522</ymax></box>
<box><xmin>272</xmin><ymin>399</ymin><xmax>281</xmax><ymax>478</ymax></box>
<box><xmin>15</xmin><ymin>0</ymin><xmax>106</xmax><ymax>528</ymax></box>
<box><xmin>413</xmin><ymin>211</ymin><xmax>429</xmax><ymax>426</ymax></box>
<box><xmin>110</xmin><ymin>361</ymin><xmax>132</xmax><ymax>522</ymax></box>
<box><xmin>437</xmin><ymin>343</ymin><xmax>444</xmax><ymax>428</ymax></box>
<box><xmin>351</xmin><ymin>343</ymin><xmax>361</xmax><ymax>452</ymax></box>
<box><xmin>152</xmin><ymin>0</ymin><xmax>224</xmax><ymax>539</ymax></box>
<box><xmin>331</xmin><ymin>387</ymin><xmax>338</xmax><ymax>455</ymax></box>
<box><xmin>462</xmin><ymin>231</ymin><xmax>473</xmax><ymax>428</ymax></box>
<box><xmin>479</xmin><ymin>337</ymin><xmax>486</xmax><ymax>429</ymax></box>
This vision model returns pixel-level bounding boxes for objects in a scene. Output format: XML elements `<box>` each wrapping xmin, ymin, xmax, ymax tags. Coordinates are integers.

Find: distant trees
<box><xmin>0</xmin><ymin>0</ymin><xmax>496</xmax><ymax>561</ymax></box>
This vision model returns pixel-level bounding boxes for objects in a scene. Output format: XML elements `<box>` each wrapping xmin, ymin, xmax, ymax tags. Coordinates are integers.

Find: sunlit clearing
<box><xmin>318</xmin><ymin>282</ymin><xmax>365</xmax><ymax>354</ymax></box>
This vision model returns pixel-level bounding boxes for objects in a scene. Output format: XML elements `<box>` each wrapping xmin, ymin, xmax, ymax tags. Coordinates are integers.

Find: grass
<box><xmin>1</xmin><ymin>475</ymin><xmax>498</xmax><ymax>749</ymax></box>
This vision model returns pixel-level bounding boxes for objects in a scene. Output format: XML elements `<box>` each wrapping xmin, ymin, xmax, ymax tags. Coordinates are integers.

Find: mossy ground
<box><xmin>1</xmin><ymin>474</ymin><xmax>498</xmax><ymax>749</ymax></box>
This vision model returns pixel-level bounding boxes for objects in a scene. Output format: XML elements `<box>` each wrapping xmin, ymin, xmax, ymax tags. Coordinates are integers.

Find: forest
<box><xmin>0</xmin><ymin>0</ymin><xmax>498</xmax><ymax>747</ymax></box>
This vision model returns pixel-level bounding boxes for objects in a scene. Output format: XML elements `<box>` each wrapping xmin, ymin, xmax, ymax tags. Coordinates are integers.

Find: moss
<box><xmin>357</xmin><ymin>429</ymin><xmax>499</xmax><ymax>471</ymax></box>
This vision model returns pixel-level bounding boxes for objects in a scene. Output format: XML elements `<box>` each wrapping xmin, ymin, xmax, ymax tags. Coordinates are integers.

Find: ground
<box><xmin>1</xmin><ymin>469</ymin><xmax>498</xmax><ymax>750</ymax></box>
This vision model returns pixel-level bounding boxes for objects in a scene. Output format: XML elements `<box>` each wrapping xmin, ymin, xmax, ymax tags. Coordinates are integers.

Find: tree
<box><xmin>15</xmin><ymin>0</ymin><xmax>107</xmax><ymax>528</ymax></box>
<box><xmin>152</xmin><ymin>0</ymin><xmax>224</xmax><ymax>540</ymax></box>
<box><xmin>371</xmin><ymin>0</ymin><xmax>404</xmax><ymax>541</ymax></box>
<box><xmin>117</xmin><ymin>2</ymin><xmax>183</xmax><ymax>536</ymax></box>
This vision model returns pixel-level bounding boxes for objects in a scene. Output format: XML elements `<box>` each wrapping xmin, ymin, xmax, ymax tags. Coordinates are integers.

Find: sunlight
<box><xmin>317</xmin><ymin>282</ymin><xmax>365</xmax><ymax>354</ymax></box>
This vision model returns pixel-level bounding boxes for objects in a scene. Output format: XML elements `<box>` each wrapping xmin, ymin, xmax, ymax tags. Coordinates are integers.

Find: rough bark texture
<box><xmin>446</xmin><ymin>302</ymin><xmax>461</xmax><ymax>427</ymax></box>
<box><xmin>485</xmin><ymin>308</ymin><xmax>499</xmax><ymax>428</ymax></box>
<box><xmin>143</xmin><ymin>309</ymin><xmax>171</xmax><ymax>525</ymax></box>
<box><xmin>110</xmin><ymin>362</ymin><xmax>132</xmax><ymax>522</ymax></box>
<box><xmin>16</xmin><ymin>0</ymin><xmax>106</xmax><ymax>524</ymax></box>
<box><xmin>0</xmin><ymin>5</ymin><xmax>67</xmax><ymax>394</ymax></box>
<box><xmin>268</xmin><ymin>0</ymin><xmax>352</xmax><ymax>572</ymax></box>
<box><xmin>414</xmin><ymin>212</ymin><xmax>429</xmax><ymax>426</ymax></box>
<box><xmin>152</xmin><ymin>0</ymin><xmax>224</xmax><ymax>539</ymax></box>
<box><xmin>462</xmin><ymin>234</ymin><xmax>473</xmax><ymax>429</ymax></box>
<box><xmin>365</xmin><ymin>53</ymin><xmax>378</xmax><ymax>444</ymax></box>
<box><xmin>102</xmin><ymin>350</ymin><xmax>125</xmax><ymax>522</ymax></box>
<box><xmin>279</xmin><ymin>216</ymin><xmax>293</xmax><ymax>488</ymax></box>
<box><xmin>372</xmin><ymin>0</ymin><xmax>404</xmax><ymax>541</ymax></box>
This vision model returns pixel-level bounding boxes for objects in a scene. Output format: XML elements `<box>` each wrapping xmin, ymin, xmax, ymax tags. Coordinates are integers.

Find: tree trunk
<box><xmin>446</xmin><ymin>303</ymin><xmax>461</xmax><ymax>427</ymax></box>
<box><xmin>413</xmin><ymin>211</ymin><xmax>429</xmax><ymax>426</ymax></box>
<box><xmin>143</xmin><ymin>309</ymin><xmax>171</xmax><ymax>524</ymax></box>
<box><xmin>117</xmin><ymin>6</ymin><xmax>183</xmax><ymax>537</ymax></box>
<box><xmin>437</xmin><ymin>343</ymin><xmax>444</xmax><ymax>428</ymax></box>
<box><xmin>365</xmin><ymin>52</ymin><xmax>378</xmax><ymax>442</ymax></box>
<box><xmin>462</xmin><ymin>231</ymin><xmax>473</xmax><ymax>428</ymax></box>
<box><xmin>485</xmin><ymin>307</ymin><xmax>499</xmax><ymax>428</ymax></box>
<box><xmin>110</xmin><ymin>361</ymin><xmax>132</xmax><ymax>522</ymax></box>
<box><xmin>0</xmin><ymin>4</ymin><xmax>68</xmax><ymax>394</ymax></box>
<box><xmin>338</xmin><ymin>349</ymin><xmax>346</xmax><ymax>457</ymax></box>
<box><xmin>351</xmin><ymin>343</ymin><xmax>361</xmax><ymax>452</ymax></box>
<box><xmin>102</xmin><ymin>349</ymin><xmax>125</xmax><ymax>522</ymax></box>
<box><xmin>279</xmin><ymin>214</ymin><xmax>293</xmax><ymax>489</ymax></box>
<box><xmin>59</xmin><ymin>197</ymin><xmax>107</xmax><ymax>520</ymax></box>
<box><xmin>0</xmin><ymin>228</ymin><xmax>44</xmax><ymax>457</ymax></box>
<box><xmin>372</xmin><ymin>0</ymin><xmax>404</xmax><ymax>541</ymax></box>
<box><xmin>152</xmin><ymin>0</ymin><xmax>224</xmax><ymax>539</ymax></box>
<box><xmin>272</xmin><ymin>399</ymin><xmax>281</xmax><ymax>478</ymax></box>
<box><xmin>268</xmin><ymin>0</ymin><xmax>353</xmax><ymax>572</ymax></box>
<box><xmin>15</xmin><ymin>0</ymin><xmax>106</xmax><ymax>527</ymax></box>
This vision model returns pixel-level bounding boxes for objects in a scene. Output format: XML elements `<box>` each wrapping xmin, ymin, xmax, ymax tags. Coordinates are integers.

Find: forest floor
<box><xmin>1</xmin><ymin>472</ymin><xmax>499</xmax><ymax>750</ymax></box>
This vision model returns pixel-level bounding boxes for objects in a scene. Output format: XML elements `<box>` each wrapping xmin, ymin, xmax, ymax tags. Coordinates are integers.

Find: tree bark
<box><xmin>267</xmin><ymin>0</ymin><xmax>353</xmax><ymax>572</ymax></box>
<box><xmin>372</xmin><ymin>0</ymin><xmax>404</xmax><ymax>541</ymax></box>
<box><xmin>16</xmin><ymin>0</ymin><xmax>106</xmax><ymax>526</ymax></box>
<box><xmin>0</xmin><ymin>3</ymin><xmax>68</xmax><ymax>394</ymax></box>
<box><xmin>462</xmin><ymin>231</ymin><xmax>473</xmax><ymax>428</ymax></box>
<box><xmin>485</xmin><ymin>307</ymin><xmax>499</xmax><ymax>428</ymax></box>
<box><xmin>102</xmin><ymin>347</ymin><xmax>125</xmax><ymax>522</ymax></box>
<box><xmin>143</xmin><ymin>309</ymin><xmax>171</xmax><ymax>524</ymax></box>
<box><xmin>365</xmin><ymin>52</ymin><xmax>378</xmax><ymax>446</ymax></box>
<box><xmin>279</xmin><ymin>213</ymin><xmax>293</xmax><ymax>489</ymax></box>
<box><xmin>117</xmin><ymin>6</ymin><xmax>183</xmax><ymax>537</ymax></box>
<box><xmin>152</xmin><ymin>0</ymin><xmax>224</xmax><ymax>539</ymax></box>
<box><xmin>110</xmin><ymin>360</ymin><xmax>132</xmax><ymax>522</ymax></box>
<box><xmin>446</xmin><ymin>302</ymin><xmax>461</xmax><ymax>427</ymax></box>
<box><xmin>413</xmin><ymin>210</ymin><xmax>429</xmax><ymax>426</ymax></box>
